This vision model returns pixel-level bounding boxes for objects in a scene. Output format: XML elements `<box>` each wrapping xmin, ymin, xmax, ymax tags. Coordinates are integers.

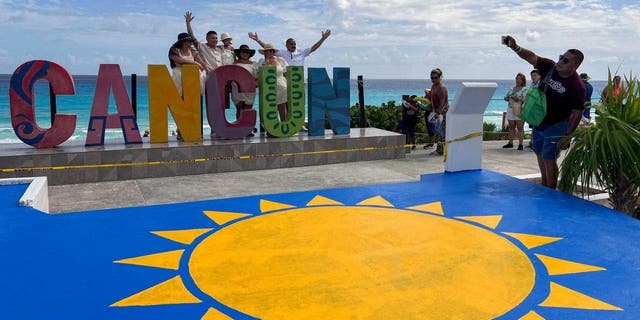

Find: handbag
<box><xmin>521</xmin><ymin>69</ymin><xmax>553</xmax><ymax>126</ymax></box>
<box><xmin>512</xmin><ymin>101</ymin><xmax>523</xmax><ymax>116</ymax></box>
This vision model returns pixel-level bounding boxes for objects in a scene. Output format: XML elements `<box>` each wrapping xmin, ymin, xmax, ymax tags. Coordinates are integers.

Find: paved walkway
<box><xmin>49</xmin><ymin>141</ymin><xmax>546</xmax><ymax>213</ymax></box>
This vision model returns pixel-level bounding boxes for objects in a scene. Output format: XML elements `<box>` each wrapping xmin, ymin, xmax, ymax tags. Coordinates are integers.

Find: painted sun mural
<box><xmin>112</xmin><ymin>195</ymin><xmax>621</xmax><ymax>319</ymax></box>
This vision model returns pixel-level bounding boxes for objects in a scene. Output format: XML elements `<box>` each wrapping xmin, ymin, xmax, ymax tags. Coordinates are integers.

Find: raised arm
<box><xmin>310</xmin><ymin>29</ymin><xmax>331</xmax><ymax>53</ymax></box>
<box><xmin>184</xmin><ymin>11</ymin><xmax>200</xmax><ymax>47</ymax></box>
<box><xmin>248</xmin><ymin>32</ymin><xmax>267</xmax><ymax>48</ymax></box>
<box><xmin>504</xmin><ymin>35</ymin><xmax>537</xmax><ymax>67</ymax></box>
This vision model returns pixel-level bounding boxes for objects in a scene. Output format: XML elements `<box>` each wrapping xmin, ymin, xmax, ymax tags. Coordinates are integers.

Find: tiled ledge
<box><xmin>0</xmin><ymin>128</ymin><xmax>405</xmax><ymax>185</ymax></box>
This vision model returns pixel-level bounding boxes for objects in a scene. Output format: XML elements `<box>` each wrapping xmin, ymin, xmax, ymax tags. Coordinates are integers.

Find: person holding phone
<box><xmin>502</xmin><ymin>35</ymin><xmax>585</xmax><ymax>189</ymax></box>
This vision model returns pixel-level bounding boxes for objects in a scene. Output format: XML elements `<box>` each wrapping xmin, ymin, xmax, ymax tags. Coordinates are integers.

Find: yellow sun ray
<box><xmin>114</xmin><ymin>249</ymin><xmax>184</xmax><ymax>270</ymax></box>
<box><xmin>203</xmin><ymin>211</ymin><xmax>252</xmax><ymax>225</ymax></box>
<box><xmin>407</xmin><ymin>201</ymin><xmax>444</xmax><ymax>215</ymax></box>
<box><xmin>260</xmin><ymin>199</ymin><xmax>296</xmax><ymax>213</ymax></box>
<box><xmin>502</xmin><ymin>232</ymin><xmax>562</xmax><ymax>249</ymax></box>
<box><xmin>456</xmin><ymin>215</ymin><xmax>503</xmax><ymax>229</ymax></box>
<box><xmin>151</xmin><ymin>229</ymin><xmax>212</xmax><ymax>245</ymax></box>
<box><xmin>536</xmin><ymin>254</ymin><xmax>606</xmax><ymax>275</ymax></box>
<box><xmin>307</xmin><ymin>195</ymin><xmax>344</xmax><ymax>206</ymax></box>
<box><xmin>201</xmin><ymin>307</ymin><xmax>233</xmax><ymax>320</ymax></box>
<box><xmin>539</xmin><ymin>282</ymin><xmax>622</xmax><ymax>310</ymax></box>
<box><xmin>110</xmin><ymin>275</ymin><xmax>201</xmax><ymax>307</ymax></box>
<box><xmin>519</xmin><ymin>310</ymin><xmax>545</xmax><ymax>320</ymax></box>
<box><xmin>356</xmin><ymin>195</ymin><xmax>394</xmax><ymax>207</ymax></box>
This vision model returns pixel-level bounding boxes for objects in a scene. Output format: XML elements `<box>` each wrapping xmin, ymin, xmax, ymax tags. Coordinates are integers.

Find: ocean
<box><xmin>0</xmin><ymin>74</ymin><xmax>607</xmax><ymax>144</ymax></box>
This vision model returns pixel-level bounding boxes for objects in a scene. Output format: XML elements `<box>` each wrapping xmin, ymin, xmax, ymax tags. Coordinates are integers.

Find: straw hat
<box><xmin>220</xmin><ymin>33</ymin><xmax>232</xmax><ymax>41</ymax></box>
<box><xmin>259</xmin><ymin>43</ymin><xmax>280</xmax><ymax>54</ymax></box>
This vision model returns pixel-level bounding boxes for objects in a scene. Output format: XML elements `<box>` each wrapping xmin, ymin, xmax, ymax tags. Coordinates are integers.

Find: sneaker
<box><xmin>423</xmin><ymin>143</ymin><xmax>434</xmax><ymax>149</ymax></box>
<box><xmin>502</xmin><ymin>142</ymin><xmax>513</xmax><ymax>148</ymax></box>
<box><xmin>411</xmin><ymin>145</ymin><xmax>416</xmax><ymax>150</ymax></box>
<box><xmin>517</xmin><ymin>144</ymin><xmax>523</xmax><ymax>151</ymax></box>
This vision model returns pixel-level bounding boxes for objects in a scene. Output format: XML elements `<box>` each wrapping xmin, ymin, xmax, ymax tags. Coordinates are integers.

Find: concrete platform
<box><xmin>0</xmin><ymin>128</ymin><xmax>404</xmax><ymax>185</ymax></box>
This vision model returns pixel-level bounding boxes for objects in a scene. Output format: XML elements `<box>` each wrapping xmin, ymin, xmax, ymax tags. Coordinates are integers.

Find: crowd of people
<box><xmin>168</xmin><ymin>10</ymin><xmax>332</xmax><ymax>135</ymax></box>
<box><xmin>165</xmin><ymin>11</ymin><xmax>630</xmax><ymax>190</ymax></box>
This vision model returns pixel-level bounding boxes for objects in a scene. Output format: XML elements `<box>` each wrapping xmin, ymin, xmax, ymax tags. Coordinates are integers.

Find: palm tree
<box><xmin>559</xmin><ymin>73</ymin><xmax>640</xmax><ymax>217</ymax></box>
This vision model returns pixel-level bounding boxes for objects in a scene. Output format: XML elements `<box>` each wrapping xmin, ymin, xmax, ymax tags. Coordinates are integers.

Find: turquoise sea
<box><xmin>0</xmin><ymin>74</ymin><xmax>606</xmax><ymax>144</ymax></box>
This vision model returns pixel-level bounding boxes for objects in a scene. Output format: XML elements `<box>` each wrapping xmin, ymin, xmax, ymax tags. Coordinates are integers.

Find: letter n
<box><xmin>148</xmin><ymin>64</ymin><xmax>201</xmax><ymax>143</ymax></box>
<box><xmin>307</xmin><ymin>67</ymin><xmax>350</xmax><ymax>136</ymax></box>
<box><xmin>9</xmin><ymin>60</ymin><xmax>77</xmax><ymax>148</ymax></box>
<box><xmin>85</xmin><ymin>64</ymin><xmax>142</xmax><ymax>146</ymax></box>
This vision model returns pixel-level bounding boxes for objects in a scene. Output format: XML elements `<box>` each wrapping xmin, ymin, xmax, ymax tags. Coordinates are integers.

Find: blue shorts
<box><xmin>532</xmin><ymin>121</ymin><xmax>568</xmax><ymax>160</ymax></box>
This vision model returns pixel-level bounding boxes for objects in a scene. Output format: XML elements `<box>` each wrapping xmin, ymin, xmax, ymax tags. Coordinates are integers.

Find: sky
<box><xmin>0</xmin><ymin>0</ymin><xmax>638</xmax><ymax>80</ymax></box>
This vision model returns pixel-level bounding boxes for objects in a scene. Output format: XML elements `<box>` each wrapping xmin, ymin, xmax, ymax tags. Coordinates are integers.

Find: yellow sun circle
<box><xmin>188</xmin><ymin>206</ymin><xmax>535</xmax><ymax>319</ymax></box>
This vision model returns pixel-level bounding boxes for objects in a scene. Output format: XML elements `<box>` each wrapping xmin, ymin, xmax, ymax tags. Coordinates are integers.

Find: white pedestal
<box><xmin>445</xmin><ymin>82</ymin><xmax>497</xmax><ymax>172</ymax></box>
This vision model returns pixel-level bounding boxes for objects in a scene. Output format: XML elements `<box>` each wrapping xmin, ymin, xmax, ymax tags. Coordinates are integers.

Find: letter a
<box><xmin>85</xmin><ymin>64</ymin><xmax>142</xmax><ymax>146</ymax></box>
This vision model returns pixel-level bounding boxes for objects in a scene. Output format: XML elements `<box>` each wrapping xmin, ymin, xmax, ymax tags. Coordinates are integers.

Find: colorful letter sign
<box><xmin>148</xmin><ymin>64</ymin><xmax>202</xmax><ymax>143</ymax></box>
<box><xmin>259</xmin><ymin>66</ymin><xmax>305</xmax><ymax>138</ymax></box>
<box><xmin>205</xmin><ymin>65</ymin><xmax>256</xmax><ymax>139</ymax></box>
<box><xmin>9</xmin><ymin>60</ymin><xmax>77</xmax><ymax>148</ymax></box>
<box><xmin>85</xmin><ymin>64</ymin><xmax>142</xmax><ymax>146</ymax></box>
<box><xmin>307</xmin><ymin>67</ymin><xmax>350</xmax><ymax>136</ymax></box>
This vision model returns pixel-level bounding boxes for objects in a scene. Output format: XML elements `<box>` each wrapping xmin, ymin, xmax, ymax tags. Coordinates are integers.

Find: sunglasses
<box><xmin>430</xmin><ymin>76</ymin><xmax>439</xmax><ymax>80</ymax></box>
<box><xmin>240</xmin><ymin>50</ymin><xmax>251</xmax><ymax>54</ymax></box>
<box><xmin>558</xmin><ymin>55</ymin><xmax>571</xmax><ymax>64</ymax></box>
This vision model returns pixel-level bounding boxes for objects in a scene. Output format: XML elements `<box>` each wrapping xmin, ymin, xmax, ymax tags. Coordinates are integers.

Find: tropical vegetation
<box><xmin>559</xmin><ymin>73</ymin><xmax>640</xmax><ymax>217</ymax></box>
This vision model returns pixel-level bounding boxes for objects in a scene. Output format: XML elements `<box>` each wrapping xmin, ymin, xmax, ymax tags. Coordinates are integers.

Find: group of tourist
<box><xmin>395</xmin><ymin>68</ymin><xmax>449</xmax><ymax>155</ymax></box>
<box><xmin>168</xmin><ymin>11</ymin><xmax>331</xmax><ymax>126</ymax></box>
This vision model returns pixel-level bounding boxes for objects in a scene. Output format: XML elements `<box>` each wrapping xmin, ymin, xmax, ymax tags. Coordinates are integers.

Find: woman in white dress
<box><xmin>503</xmin><ymin>73</ymin><xmax>528</xmax><ymax>150</ymax></box>
<box><xmin>168</xmin><ymin>33</ymin><xmax>207</xmax><ymax>95</ymax></box>
<box><xmin>257</xmin><ymin>43</ymin><xmax>288</xmax><ymax>121</ymax></box>
<box><xmin>232</xmin><ymin>44</ymin><xmax>259</xmax><ymax>122</ymax></box>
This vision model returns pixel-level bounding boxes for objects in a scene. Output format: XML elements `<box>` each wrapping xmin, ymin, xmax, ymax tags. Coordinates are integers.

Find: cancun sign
<box><xmin>9</xmin><ymin>60</ymin><xmax>350</xmax><ymax>148</ymax></box>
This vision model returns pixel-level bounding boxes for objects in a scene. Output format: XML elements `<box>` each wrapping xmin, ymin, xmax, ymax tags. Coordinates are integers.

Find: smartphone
<box><xmin>501</xmin><ymin>36</ymin><xmax>509</xmax><ymax>45</ymax></box>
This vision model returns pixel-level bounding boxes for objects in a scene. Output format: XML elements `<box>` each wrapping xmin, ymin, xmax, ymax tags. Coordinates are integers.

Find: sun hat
<box><xmin>234</xmin><ymin>44</ymin><xmax>256</xmax><ymax>58</ymax></box>
<box><xmin>220</xmin><ymin>33</ymin><xmax>232</xmax><ymax>41</ymax></box>
<box><xmin>580</xmin><ymin>73</ymin><xmax>590</xmax><ymax>81</ymax></box>
<box><xmin>177</xmin><ymin>32</ymin><xmax>193</xmax><ymax>42</ymax></box>
<box><xmin>173</xmin><ymin>32</ymin><xmax>194</xmax><ymax>48</ymax></box>
<box><xmin>259</xmin><ymin>43</ymin><xmax>279</xmax><ymax>54</ymax></box>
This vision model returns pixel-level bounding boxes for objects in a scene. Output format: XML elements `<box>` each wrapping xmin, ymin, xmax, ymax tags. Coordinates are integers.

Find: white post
<box><xmin>444</xmin><ymin>82</ymin><xmax>497</xmax><ymax>172</ymax></box>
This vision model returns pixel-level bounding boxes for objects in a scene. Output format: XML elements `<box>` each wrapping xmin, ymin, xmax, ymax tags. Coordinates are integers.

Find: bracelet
<box><xmin>513</xmin><ymin>46</ymin><xmax>523</xmax><ymax>53</ymax></box>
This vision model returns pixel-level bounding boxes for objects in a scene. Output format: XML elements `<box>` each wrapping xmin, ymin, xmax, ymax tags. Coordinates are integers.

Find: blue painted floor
<box><xmin>1</xmin><ymin>170</ymin><xmax>639</xmax><ymax>319</ymax></box>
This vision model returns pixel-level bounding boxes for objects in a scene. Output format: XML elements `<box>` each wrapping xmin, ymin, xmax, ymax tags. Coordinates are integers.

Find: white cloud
<box><xmin>0</xmin><ymin>0</ymin><xmax>638</xmax><ymax>79</ymax></box>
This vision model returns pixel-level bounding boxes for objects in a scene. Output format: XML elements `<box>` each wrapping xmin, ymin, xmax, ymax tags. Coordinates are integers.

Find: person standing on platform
<box><xmin>503</xmin><ymin>35</ymin><xmax>585</xmax><ymax>189</ymax></box>
<box><xmin>429</xmin><ymin>68</ymin><xmax>449</xmax><ymax>155</ymax></box>
<box><xmin>248</xmin><ymin>30</ymin><xmax>331</xmax><ymax>66</ymax></box>
<box><xmin>257</xmin><ymin>43</ymin><xmax>289</xmax><ymax>121</ymax></box>
<box><xmin>502</xmin><ymin>73</ymin><xmax>528</xmax><ymax>150</ymax></box>
<box><xmin>184</xmin><ymin>11</ymin><xmax>222</xmax><ymax>72</ymax></box>
<box><xmin>580</xmin><ymin>73</ymin><xmax>594</xmax><ymax>125</ymax></box>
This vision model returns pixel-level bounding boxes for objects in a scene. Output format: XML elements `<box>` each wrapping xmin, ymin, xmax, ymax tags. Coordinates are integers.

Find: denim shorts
<box><xmin>532</xmin><ymin>121</ymin><xmax>568</xmax><ymax>160</ymax></box>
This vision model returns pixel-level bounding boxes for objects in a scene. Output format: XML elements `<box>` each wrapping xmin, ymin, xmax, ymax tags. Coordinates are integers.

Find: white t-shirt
<box><xmin>196</xmin><ymin>43</ymin><xmax>223</xmax><ymax>69</ymax></box>
<box><xmin>277</xmin><ymin>47</ymin><xmax>312</xmax><ymax>66</ymax></box>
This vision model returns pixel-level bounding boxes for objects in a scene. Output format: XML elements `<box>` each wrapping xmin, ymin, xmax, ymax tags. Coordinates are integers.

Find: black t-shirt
<box><xmin>536</xmin><ymin>58</ymin><xmax>585</xmax><ymax>125</ymax></box>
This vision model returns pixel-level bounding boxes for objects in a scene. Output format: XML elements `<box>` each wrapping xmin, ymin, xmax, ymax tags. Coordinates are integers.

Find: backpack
<box><xmin>521</xmin><ymin>68</ymin><xmax>553</xmax><ymax>126</ymax></box>
<box><xmin>521</xmin><ymin>88</ymin><xmax>546</xmax><ymax>126</ymax></box>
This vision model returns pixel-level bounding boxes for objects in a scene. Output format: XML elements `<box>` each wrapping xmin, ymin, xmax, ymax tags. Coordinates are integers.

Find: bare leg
<box><xmin>236</xmin><ymin>101</ymin><xmax>246</xmax><ymax>119</ymax></box>
<box><xmin>543</xmin><ymin>158</ymin><xmax>559</xmax><ymax>189</ymax></box>
<box><xmin>516</xmin><ymin>120</ymin><xmax>525</xmax><ymax>147</ymax></box>
<box><xmin>507</xmin><ymin>120</ymin><xmax>515</xmax><ymax>144</ymax></box>
<box><xmin>277</xmin><ymin>103</ymin><xmax>288</xmax><ymax>121</ymax></box>
<box><xmin>535</xmin><ymin>152</ymin><xmax>548</xmax><ymax>187</ymax></box>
